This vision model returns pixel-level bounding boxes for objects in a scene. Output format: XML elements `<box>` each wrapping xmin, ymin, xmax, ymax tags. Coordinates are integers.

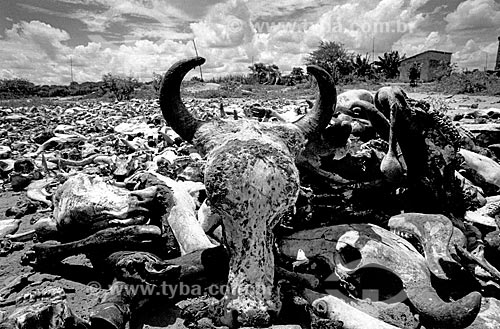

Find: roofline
<box><xmin>401</xmin><ymin>50</ymin><xmax>453</xmax><ymax>62</ymax></box>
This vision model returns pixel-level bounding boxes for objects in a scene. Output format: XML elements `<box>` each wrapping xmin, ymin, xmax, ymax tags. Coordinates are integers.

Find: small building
<box><xmin>399</xmin><ymin>50</ymin><xmax>452</xmax><ymax>82</ymax></box>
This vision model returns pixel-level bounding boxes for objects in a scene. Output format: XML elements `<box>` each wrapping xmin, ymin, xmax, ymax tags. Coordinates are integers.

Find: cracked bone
<box><xmin>159</xmin><ymin>57</ymin><xmax>336</xmax><ymax>326</ymax></box>
<box><xmin>278</xmin><ymin>224</ymin><xmax>482</xmax><ymax>329</ymax></box>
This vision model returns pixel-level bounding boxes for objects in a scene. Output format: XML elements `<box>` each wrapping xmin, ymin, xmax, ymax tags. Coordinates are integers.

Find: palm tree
<box><xmin>351</xmin><ymin>53</ymin><xmax>374</xmax><ymax>78</ymax></box>
<box><xmin>375</xmin><ymin>51</ymin><xmax>406</xmax><ymax>79</ymax></box>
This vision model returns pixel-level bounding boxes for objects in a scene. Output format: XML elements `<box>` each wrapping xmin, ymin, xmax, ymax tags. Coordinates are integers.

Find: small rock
<box><xmin>14</xmin><ymin>158</ymin><xmax>35</xmax><ymax>174</ymax></box>
<box><xmin>32</xmin><ymin>130</ymin><xmax>55</xmax><ymax>144</ymax></box>
<box><xmin>467</xmin><ymin>297</ymin><xmax>500</xmax><ymax>329</ymax></box>
<box><xmin>10</xmin><ymin>174</ymin><xmax>32</xmax><ymax>191</ymax></box>
<box><xmin>0</xmin><ymin>146</ymin><xmax>12</xmax><ymax>159</ymax></box>
<box><xmin>0</xmin><ymin>159</ymin><xmax>15</xmax><ymax>175</ymax></box>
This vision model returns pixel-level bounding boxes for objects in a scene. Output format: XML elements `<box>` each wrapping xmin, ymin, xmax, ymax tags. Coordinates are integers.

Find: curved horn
<box><xmin>294</xmin><ymin>65</ymin><xmax>336</xmax><ymax>139</ymax></box>
<box><xmin>160</xmin><ymin>57</ymin><xmax>206</xmax><ymax>142</ymax></box>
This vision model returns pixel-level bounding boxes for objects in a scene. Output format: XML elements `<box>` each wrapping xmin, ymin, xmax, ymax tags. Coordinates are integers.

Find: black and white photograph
<box><xmin>0</xmin><ymin>0</ymin><xmax>500</xmax><ymax>328</ymax></box>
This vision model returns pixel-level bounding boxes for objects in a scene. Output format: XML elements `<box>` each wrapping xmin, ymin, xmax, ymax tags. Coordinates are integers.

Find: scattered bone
<box><xmin>52</xmin><ymin>173</ymin><xmax>156</xmax><ymax>237</ymax></box>
<box><xmin>460</xmin><ymin>149</ymin><xmax>500</xmax><ymax>188</ymax></box>
<box><xmin>0</xmin><ymin>145</ymin><xmax>12</xmax><ymax>159</ymax></box>
<box><xmin>24</xmin><ymin>225</ymin><xmax>161</xmax><ymax>266</ymax></box>
<box><xmin>26</xmin><ymin>177</ymin><xmax>57</xmax><ymax>208</ymax></box>
<box><xmin>466</xmin><ymin>196</ymin><xmax>500</xmax><ymax>228</ymax></box>
<box><xmin>388</xmin><ymin>213</ymin><xmax>466</xmax><ymax>280</ymax></box>
<box><xmin>279</xmin><ymin>224</ymin><xmax>482</xmax><ymax>329</ymax></box>
<box><xmin>0</xmin><ymin>218</ymin><xmax>22</xmax><ymax>238</ymax></box>
<box><xmin>29</xmin><ymin>133</ymin><xmax>86</xmax><ymax>157</ymax></box>
<box><xmin>128</xmin><ymin>171</ymin><xmax>216</xmax><ymax>254</ymax></box>
<box><xmin>313</xmin><ymin>295</ymin><xmax>400</xmax><ymax>329</ymax></box>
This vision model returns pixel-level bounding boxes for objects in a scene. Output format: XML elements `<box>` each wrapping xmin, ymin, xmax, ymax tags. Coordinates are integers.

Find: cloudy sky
<box><xmin>0</xmin><ymin>0</ymin><xmax>499</xmax><ymax>84</ymax></box>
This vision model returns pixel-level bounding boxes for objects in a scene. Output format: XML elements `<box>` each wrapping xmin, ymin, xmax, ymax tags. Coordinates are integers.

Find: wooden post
<box><xmin>192</xmin><ymin>40</ymin><xmax>204</xmax><ymax>82</ymax></box>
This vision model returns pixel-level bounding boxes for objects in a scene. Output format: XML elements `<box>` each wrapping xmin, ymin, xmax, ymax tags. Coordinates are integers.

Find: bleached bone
<box><xmin>460</xmin><ymin>149</ymin><xmax>500</xmax><ymax>188</ymax></box>
<box><xmin>129</xmin><ymin>171</ymin><xmax>216</xmax><ymax>255</ymax></box>
<box><xmin>29</xmin><ymin>133</ymin><xmax>86</xmax><ymax>158</ymax></box>
<box><xmin>52</xmin><ymin>173</ymin><xmax>156</xmax><ymax>238</ymax></box>
<box><xmin>313</xmin><ymin>295</ymin><xmax>400</xmax><ymax>329</ymax></box>
<box><xmin>26</xmin><ymin>178</ymin><xmax>57</xmax><ymax>208</ymax></box>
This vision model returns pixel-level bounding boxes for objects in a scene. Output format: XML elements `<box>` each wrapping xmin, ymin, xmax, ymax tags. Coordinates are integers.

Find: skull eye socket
<box><xmin>337</xmin><ymin>244</ymin><xmax>361</xmax><ymax>269</ymax></box>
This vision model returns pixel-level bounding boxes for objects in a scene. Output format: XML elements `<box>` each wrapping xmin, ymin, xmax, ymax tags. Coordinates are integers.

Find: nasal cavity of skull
<box><xmin>337</xmin><ymin>244</ymin><xmax>361</xmax><ymax>269</ymax></box>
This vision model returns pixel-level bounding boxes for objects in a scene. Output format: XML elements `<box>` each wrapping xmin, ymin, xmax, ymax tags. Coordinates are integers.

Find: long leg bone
<box><xmin>23</xmin><ymin>225</ymin><xmax>161</xmax><ymax>266</ymax></box>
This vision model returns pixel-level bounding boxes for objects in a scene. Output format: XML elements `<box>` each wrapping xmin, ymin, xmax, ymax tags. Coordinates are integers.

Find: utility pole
<box><xmin>372</xmin><ymin>36</ymin><xmax>375</xmax><ymax>62</ymax></box>
<box><xmin>70</xmin><ymin>56</ymin><xmax>74</xmax><ymax>83</ymax></box>
<box><xmin>485</xmin><ymin>53</ymin><xmax>488</xmax><ymax>71</ymax></box>
<box><xmin>192</xmin><ymin>39</ymin><xmax>204</xmax><ymax>82</ymax></box>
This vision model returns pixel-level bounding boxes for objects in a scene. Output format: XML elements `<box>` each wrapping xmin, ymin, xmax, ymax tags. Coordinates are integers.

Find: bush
<box><xmin>408</xmin><ymin>63</ymin><xmax>422</xmax><ymax>87</ymax></box>
<box><xmin>437</xmin><ymin>71</ymin><xmax>500</xmax><ymax>95</ymax></box>
<box><xmin>101</xmin><ymin>73</ymin><xmax>139</xmax><ymax>100</ymax></box>
<box><xmin>0</xmin><ymin>78</ymin><xmax>35</xmax><ymax>98</ymax></box>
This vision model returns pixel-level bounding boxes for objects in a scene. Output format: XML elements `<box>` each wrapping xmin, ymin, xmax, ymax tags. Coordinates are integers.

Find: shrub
<box><xmin>101</xmin><ymin>73</ymin><xmax>139</xmax><ymax>100</ymax></box>
<box><xmin>437</xmin><ymin>71</ymin><xmax>500</xmax><ymax>95</ymax></box>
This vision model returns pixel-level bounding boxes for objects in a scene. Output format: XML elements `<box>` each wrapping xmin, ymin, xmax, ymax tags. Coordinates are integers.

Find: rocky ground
<box><xmin>0</xmin><ymin>89</ymin><xmax>500</xmax><ymax>329</ymax></box>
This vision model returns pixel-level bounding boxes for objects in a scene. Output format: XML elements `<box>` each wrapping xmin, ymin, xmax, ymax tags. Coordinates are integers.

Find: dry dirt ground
<box><xmin>0</xmin><ymin>91</ymin><xmax>499</xmax><ymax>328</ymax></box>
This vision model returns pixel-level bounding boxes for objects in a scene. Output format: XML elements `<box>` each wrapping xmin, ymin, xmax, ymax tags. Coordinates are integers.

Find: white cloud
<box><xmin>452</xmin><ymin>39</ymin><xmax>498</xmax><ymax>70</ymax></box>
<box><xmin>4</xmin><ymin>20</ymin><xmax>70</xmax><ymax>60</ymax></box>
<box><xmin>393</xmin><ymin>31</ymin><xmax>455</xmax><ymax>57</ymax></box>
<box><xmin>2</xmin><ymin>0</ymin><xmax>500</xmax><ymax>83</ymax></box>
<box><xmin>191</xmin><ymin>0</ymin><xmax>254</xmax><ymax>48</ymax></box>
<box><xmin>445</xmin><ymin>0</ymin><xmax>500</xmax><ymax>31</ymax></box>
<box><xmin>0</xmin><ymin>20</ymin><xmax>197</xmax><ymax>84</ymax></box>
<box><xmin>301</xmin><ymin>0</ymin><xmax>428</xmax><ymax>55</ymax></box>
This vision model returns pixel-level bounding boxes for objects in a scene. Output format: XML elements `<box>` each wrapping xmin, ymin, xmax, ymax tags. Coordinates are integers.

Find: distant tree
<box><xmin>351</xmin><ymin>53</ymin><xmax>375</xmax><ymax>79</ymax></box>
<box><xmin>249</xmin><ymin>63</ymin><xmax>267</xmax><ymax>84</ymax></box>
<box><xmin>408</xmin><ymin>62</ymin><xmax>422</xmax><ymax>86</ymax></box>
<box><xmin>265</xmin><ymin>64</ymin><xmax>281</xmax><ymax>85</ymax></box>
<box><xmin>152</xmin><ymin>72</ymin><xmax>163</xmax><ymax>94</ymax></box>
<box><xmin>305</xmin><ymin>41</ymin><xmax>354</xmax><ymax>82</ymax></box>
<box><xmin>248</xmin><ymin>63</ymin><xmax>282</xmax><ymax>85</ymax></box>
<box><xmin>288</xmin><ymin>67</ymin><xmax>306</xmax><ymax>85</ymax></box>
<box><xmin>102</xmin><ymin>73</ymin><xmax>139</xmax><ymax>100</ymax></box>
<box><xmin>374</xmin><ymin>51</ymin><xmax>405</xmax><ymax>79</ymax></box>
<box><xmin>0</xmin><ymin>78</ymin><xmax>35</xmax><ymax>97</ymax></box>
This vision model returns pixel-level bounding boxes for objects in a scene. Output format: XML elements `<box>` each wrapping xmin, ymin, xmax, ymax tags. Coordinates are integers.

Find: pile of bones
<box><xmin>3</xmin><ymin>57</ymin><xmax>500</xmax><ymax>329</ymax></box>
